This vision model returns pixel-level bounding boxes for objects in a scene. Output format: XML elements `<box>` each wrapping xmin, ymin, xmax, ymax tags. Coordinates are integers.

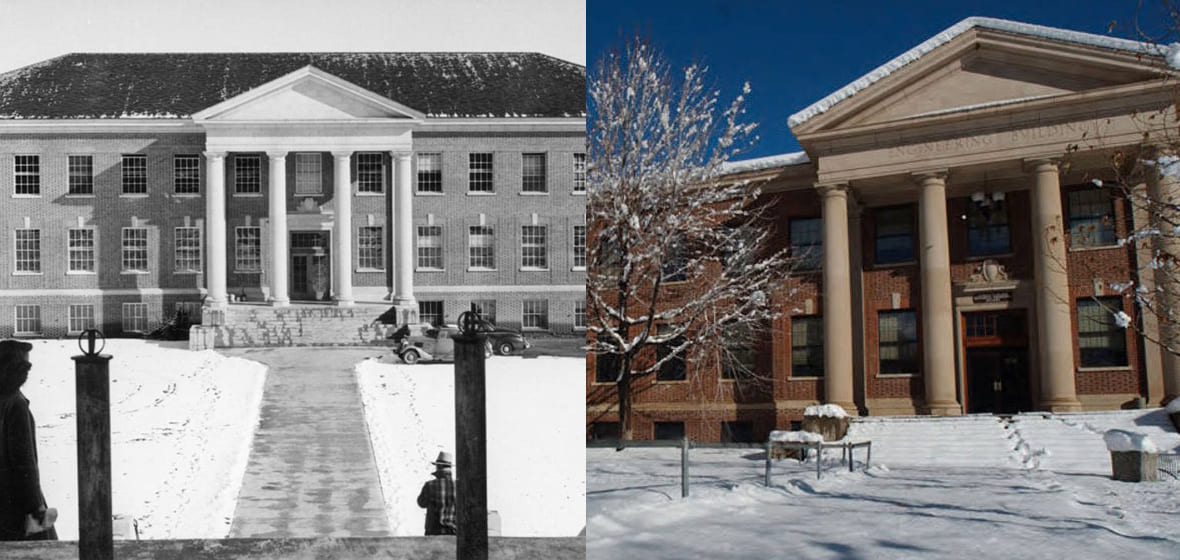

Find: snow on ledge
<box><xmin>1103</xmin><ymin>429</ymin><xmax>1159</xmax><ymax>453</ymax></box>
<box><xmin>804</xmin><ymin>403</ymin><xmax>849</xmax><ymax>418</ymax></box>
<box><xmin>788</xmin><ymin>16</ymin><xmax>1163</xmax><ymax>128</ymax></box>
<box><xmin>719</xmin><ymin>151</ymin><xmax>809</xmax><ymax>175</ymax></box>
<box><xmin>1165</xmin><ymin>397</ymin><xmax>1180</xmax><ymax>414</ymax></box>
<box><xmin>769</xmin><ymin>430</ymin><xmax>825</xmax><ymax>443</ymax></box>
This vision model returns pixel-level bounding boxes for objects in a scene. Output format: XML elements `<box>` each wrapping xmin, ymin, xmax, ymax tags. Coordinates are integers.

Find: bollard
<box><xmin>453</xmin><ymin>311</ymin><xmax>489</xmax><ymax>560</ymax></box>
<box><xmin>72</xmin><ymin>330</ymin><xmax>113</xmax><ymax>560</ymax></box>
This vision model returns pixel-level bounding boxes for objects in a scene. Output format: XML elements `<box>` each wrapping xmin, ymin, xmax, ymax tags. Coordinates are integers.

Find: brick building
<box><xmin>587</xmin><ymin>18</ymin><xmax>1180</xmax><ymax>442</ymax></box>
<box><xmin>0</xmin><ymin>52</ymin><xmax>586</xmax><ymax>342</ymax></box>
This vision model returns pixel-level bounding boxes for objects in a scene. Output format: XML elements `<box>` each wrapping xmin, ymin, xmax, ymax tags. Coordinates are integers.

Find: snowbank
<box><xmin>1103</xmin><ymin>429</ymin><xmax>1159</xmax><ymax>453</ymax></box>
<box><xmin>356</xmin><ymin>355</ymin><xmax>584</xmax><ymax>537</ymax></box>
<box><xmin>21</xmin><ymin>339</ymin><xmax>266</xmax><ymax>540</ymax></box>
<box><xmin>768</xmin><ymin>430</ymin><xmax>824</xmax><ymax>443</ymax></box>
<box><xmin>1166</xmin><ymin>397</ymin><xmax>1180</xmax><ymax>414</ymax></box>
<box><xmin>804</xmin><ymin>404</ymin><xmax>848</xmax><ymax>418</ymax></box>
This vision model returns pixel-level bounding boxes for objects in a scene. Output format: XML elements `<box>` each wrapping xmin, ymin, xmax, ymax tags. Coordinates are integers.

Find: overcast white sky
<box><xmin>0</xmin><ymin>0</ymin><xmax>586</xmax><ymax>74</ymax></box>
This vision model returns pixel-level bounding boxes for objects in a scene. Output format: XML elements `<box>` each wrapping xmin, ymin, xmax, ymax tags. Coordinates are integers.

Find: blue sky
<box><xmin>588</xmin><ymin>0</ymin><xmax>1157</xmax><ymax>159</ymax></box>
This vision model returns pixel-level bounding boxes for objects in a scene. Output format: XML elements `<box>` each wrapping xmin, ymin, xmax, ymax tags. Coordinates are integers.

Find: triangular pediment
<box><xmin>791</xmin><ymin>18</ymin><xmax>1172</xmax><ymax>136</ymax></box>
<box><xmin>192</xmin><ymin>65</ymin><xmax>424</xmax><ymax>122</ymax></box>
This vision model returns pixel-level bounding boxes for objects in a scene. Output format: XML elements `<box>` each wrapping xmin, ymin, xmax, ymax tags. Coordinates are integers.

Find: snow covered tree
<box><xmin>586</xmin><ymin>38</ymin><xmax>793</xmax><ymax>441</ymax></box>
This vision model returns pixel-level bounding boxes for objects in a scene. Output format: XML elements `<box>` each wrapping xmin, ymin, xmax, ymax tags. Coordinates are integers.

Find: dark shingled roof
<box><xmin>0</xmin><ymin>52</ymin><xmax>586</xmax><ymax>119</ymax></box>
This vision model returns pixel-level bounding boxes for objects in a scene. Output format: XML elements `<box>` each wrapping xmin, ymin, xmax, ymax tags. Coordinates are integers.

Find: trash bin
<box><xmin>1104</xmin><ymin>429</ymin><xmax>1159</xmax><ymax>482</ymax></box>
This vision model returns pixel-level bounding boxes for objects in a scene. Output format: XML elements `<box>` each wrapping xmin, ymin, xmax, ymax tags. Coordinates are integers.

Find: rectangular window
<box><xmin>122</xmin><ymin>302</ymin><xmax>149</xmax><ymax>333</ymax></box>
<box><xmin>68</xmin><ymin>304</ymin><xmax>95</xmax><ymax>334</ymax></box>
<box><xmin>574</xmin><ymin>299</ymin><xmax>587</xmax><ymax>330</ymax></box>
<box><xmin>721</xmin><ymin>421</ymin><xmax>756</xmax><ymax>443</ymax></box>
<box><xmin>595</xmin><ymin>352</ymin><xmax>619</xmax><ymax>383</ymax></box>
<box><xmin>175</xmin><ymin>227</ymin><xmax>202</xmax><ymax>273</ymax></box>
<box><xmin>235</xmin><ymin>155</ymin><xmax>261</xmax><ymax>194</ymax></box>
<box><xmin>69</xmin><ymin>155</ymin><xmax>94</xmax><ymax>195</ymax></box>
<box><xmin>358</xmin><ymin>226</ymin><xmax>384</xmax><ymax>270</ymax></box>
<box><xmin>417</xmin><ymin>226</ymin><xmax>443</xmax><ymax>270</ymax></box>
<box><xmin>589</xmin><ymin>422</ymin><xmax>620</xmax><ymax>440</ymax></box>
<box><xmin>122</xmin><ymin>154</ymin><xmax>147</xmax><ymax>194</ymax></box>
<box><xmin>14</xmin><ymin>305</ymin><xmax>41</xmax><ymax>335</ymax></box>
<box><xmin>522</xmin><ymin>299</ymin><xmax>549</xmax><ymax>330</ymax></box>
<box><xmin>419</xmin><ymin>301</ymin><xmax>444</xmax><ymax>326</ymax></box>
<box><xmin>234</xmin><ymin>226</ymin><xmax>262</xmax><ymax>272</ymax></box>
<box><xmin>573</xmin><ymin>153</ymin><xmax>586</xmax><ymax>194</ymax></box>
<box><xmin>121</xmin><ymin>227</ymin><xmax>149</xmax><ymax>272</ymax></box>
<box><xmin>521</xmin><ymin>225</ymin><xmax>548</xmax><ymax>269</ymax></box>
<box><xmin>654</xmin><ymin>421</ymin><xmax>685</xmax><ymax>441</ymax></box>
<box><xmin>417</xmin><ymin>153</ymin><xmax>442</xmax><ymax>193</ymax></box>
<box><xmin>1078</xmin><ymin>298</ymin><xmax>1129</xmax><ymax>367</ymax></box>
<box><xmin>468</xmin><ymin>226</ymin><xmax>495</xmax><ymax>269</ymax></box>
<box><xmin>295</xmin><ymin>153</ymin><xmax>322</xmax><ymax>195</ymax></box>
<box><xmin>174</xmin><ymin>155</ymin><xmax>200</xmax><ymax>194</ymax></box>
<box><xmin>662</xmin><ymin>237</ymin><xmax>687</xmax><ymax>281</ymax></box>
<box><xmin>1068</xmin><ymin>189</ymin><xmax>1117</xmax><ymax>247</ymax></box>
<box><xmin>68</xmin><ymin>228</ymin><xmax>96</xmax><ymax>273</ymax></box>
<box><xmin>720</xmin><ymin>344</ymin><xmax>756</xmax><ymax>380</ymax></box>
<box><xmin>472</xmin><ymin>300</ymin><xmax>496</xmax><ymax>324</ymax></box>
<box><xmin>879</xmin><ymin>310</ymin><xmax>919</xmax><ymax>374</ymax></box>
<box><xmin>573</xmin><ymin>225</ymin><xmax>587</xmax><ymax>269</ymax></box>
<box><xmin>15</xmin><ymin>229</ymin><xmax>41</xmax><ymax>273</ymax></box>
<box><xmin>14</xmin><ymin>155</ymin><xmax>39</xmax><ymax>195</ymax></box>
<box><xmin>357</xmin><ymin>153</ymin><xmax>384</xmax><ymax>194</ymax></box>
<box><xmin>790</xmin><ymin>316</ymin><xmax>824</xmax><ymax>377</ymax></box>
<box><xmin>966</xmin><ymin>198</ymin><xmax>1011</xmax><ymax>256</ymax></box>
<box><xmin>469</xmin><ymin>153</ymin><xmax>494</xmax><ymax>193</ymax></box>
<box><xmin>522</xmin><ymin>153</ymin><xmax>547</xmax><ymax>193</ymax></box>
<box><xmin>790</xmin><ymin>217</ymin><xmax>822</xmax><ymax>270</ymax></box>
<box><xmin>176</xmin><ymin>301</ymin><xmax>203</xmax><ymax>324</ymax></box>
<box><xmin>656</xmin><ymin>330</ymin><xmax>687</xmax><ymax>381</ymax></box>
<box><xmin>875</xmin><ymin>206</ymin><xmax>916</xmax><ymax>264</ymax></box>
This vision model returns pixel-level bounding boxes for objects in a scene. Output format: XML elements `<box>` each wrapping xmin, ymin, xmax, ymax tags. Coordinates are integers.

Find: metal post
<box><xmin>453</xmin><ymin>312</ymin><xmax>488</xmax><ymax>560</ymax></box>
<box><xmin>73</xmin><ymin>330</ymin><xmax>112</xmax><ymax>560</ymax></box>
<box><xmin>681</xmin><ymin>436</ymin><xmax>689</xmax><ymax>498</ymax></box>
<box><xmin>816</xmin><ymin>443</ymin><xmax>822</xmax><ymax>480</ymax></box>
<box><xmin>764</xmin><ymin>441</ymin><xmax>772</xmax><ymax>487</ymax></box>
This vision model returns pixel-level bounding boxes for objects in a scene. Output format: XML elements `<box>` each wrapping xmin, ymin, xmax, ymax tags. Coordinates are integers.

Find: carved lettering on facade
<box><xmin>891</xmin><ymin>120</ymin><xmax>1103</xmax><ymax>157</ymax></box>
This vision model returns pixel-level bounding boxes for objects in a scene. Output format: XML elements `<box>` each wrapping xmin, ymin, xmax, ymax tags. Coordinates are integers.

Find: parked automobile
<box><xmin>390</xmin><ymin>323</ymin><xmax>500</xmax><ymax>364</ymax></box>
<box><xmin>476</xmin><ymin>320</ymin><xmax>531</xmax><ymax>355</ymax></box>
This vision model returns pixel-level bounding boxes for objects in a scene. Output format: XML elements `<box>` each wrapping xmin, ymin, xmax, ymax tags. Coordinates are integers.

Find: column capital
<box><xmin>1023</xmin><ymin>157</ymin><xmax>1060</xmax><ymax>173</ymax></box>
<box><xmin>331</xmin><ymin>150</ymin><xmax>354</xmax><ymax>159</ymax></box>
<box><xmin>816</xmin><ymin>183</ymin><xmax>849</xmax><ymax>197</ymax></box>
<box><xmin>203</xmin><ymin>151</ymin><xmax>226</xmax><ymax>160</ymax></box>
<box><xmin>390</xmin><ymin>150</ymin><xmax>413</xmax><ymax>160</ymax></box>
<box><xmin>265</xmin><ymin>150</ymin><xmax>289</xmax><ymax>158</ymax></box>
<box><xmin>911</xmin><ymin>170</ymin><xmax>948</xmax><ymax>185</ymax></box>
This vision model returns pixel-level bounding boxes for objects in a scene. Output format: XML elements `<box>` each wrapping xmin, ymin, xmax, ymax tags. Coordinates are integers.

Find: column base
<box><xmin>1041</xmin><ymin>398</ymin><xmax>1083</xmax><ymax>413</ymax></box>
<box><xmin>925</xmin><ymin>401</ymin><xmax>963</xmax><ymax>416</ymax></box>
<box><xmin>270</xmin><ymin>298</ymin><xmax>290</xmax><ymax>307</ymax></box>
<box><xmin>390</xmin><ymin>300</ymin><xmax>419</xmax><ymax>324</ymax></box>
<box><xmin>334</xmin><ymin>298</ymin><xmax>355</xmax><ymax>307</ymax></box>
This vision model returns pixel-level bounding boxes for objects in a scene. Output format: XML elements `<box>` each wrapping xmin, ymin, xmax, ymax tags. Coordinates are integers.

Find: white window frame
<box><xmin>122</xmin><ymin>302</ymin><xmax>149</xmax><ymax>333</ymax></box>
<box><xmin>522</xmin><ymin>299</ymin><xmax>549</xmax><ymax>330</ymax></box>
<box><xmin>122</xmin><ymin>154</ymin><xmax>148</xmax><ymax>195</ymax></box>
<box><xmin>121</xmin><ymin>227</ymin><xmax>149</xmax><ymax>273</ymax></box>
<box><xmin>468</xmin><ymin>153</ymin><xmax>494</xmax><ymax>193</ymax></box>
<box><xmin>358</xmin><ymin>226</ymin><xmax>384</xmax><ymax>271</ymax></box>
<box><xmin>417</xmin><ymin>225</ymin><xmax>443</xmax><ymax>271</ymax></box>
<box><xmin>521</xmin><ymin>153</ymin><xmax>547</xmax><ymax>193</ymax></box>
<box><xmin>68</xmin><ymin>304</ymin><xmax>96</xmax><ymax>334</ymax></box>
<box><xmin>573</xmin><ymin>152</ymin><xmax>586</xmax><ymax>194</ymax></box>
<box><xmin>572</xmin><ymin>225</ymin><xmax>586</xmax><ymax>270</ymax></box>
<box><xmin>68</xmin><ymin>155</ymin><xmax>94</xmax><ymax>196</ymax></box>
<box><xmin>175</xmin><ymin>226</ymin><xmax>202</xmax><ymax>273</ymax></box>
<box><xmin>356</xmin><ymin>153</ymin><xmax>384</xmax><ymax>194</ymax></box>
<box><xmin>14</xmin><ymin>154</ymin><xmax>39</xmax><ymax>196</ymax></box>
<box><xmin>417</xmin><ymin>153</ymin><xmax>442</xmax><ymax>194</ymax></box>
<box><xmin>68</xmin><ymin>228</ymin><xmax>96</xmax><ymax>274</ymax></box>
<box><xmin>574</xmin><ymin>299</ymin><xmax>587</xmax><ymax>330</ymax></box>
<box><xmin>14</xmin><ymin>304</ymin><xmax>41</xmax><ymax>336</ymax></box>
<box><xmin>174</xmin><ymin>154</ymin><xmax>200</xmax><ymax>195</ymax></box>
<box><xmin>419</xmin><ymin>300</ymin><xmax>444</xmax><ymax>326</ymax></box>
<box><xmin>234</xmin><ymin>155</ymin><xmax>262</xmax><ymax>195</ymax></box>
<box><xmin>521</xmin><ymin>225</ymin><xmax>548</xmax><ymax>270</ymax></box>
<box><xmin>295</xmin><ymin>153</ymin><xmax>323</xmax><ymax>195</ymax></box>
<box><xmin>235</xmin><ymin>226</ymin><xmax>262</xmax><ymax>273</ymax></box>
<box><xmin>14</xmin><ymin>228</ymin><xmax>41</xmax><ymax>274</ymax></box>
<box><xmin>468</xmin><ymin>225</ymin><xmax>495</xmax><ymax>270</ymax></box>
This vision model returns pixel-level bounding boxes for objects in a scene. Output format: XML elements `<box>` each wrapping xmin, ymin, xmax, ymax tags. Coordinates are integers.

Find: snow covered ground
<box><xmin>356</xmin><ymin>355</ymin><xmax>585</xmax><ymax>537</ymax></box>
<box><xmin>588</xmin><ymin>411</ymin><xmax>1180</xmax><ymax>559</ymax></box>
<box><xmin>21</xmin><ymin>339</ymin><xmax>267</xmax><ymax>540</ymax></box>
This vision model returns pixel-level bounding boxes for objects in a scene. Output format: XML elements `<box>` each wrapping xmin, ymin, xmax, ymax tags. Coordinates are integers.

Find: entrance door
<box><xmin>290</xmin><ymin>231</ymin><xmax>330</xmax><ymax>302</ymax></box>
<box><xmin>962</xmin><ymin>310</ymin><xmax>1031</xmax><ymax>414</ymax></box>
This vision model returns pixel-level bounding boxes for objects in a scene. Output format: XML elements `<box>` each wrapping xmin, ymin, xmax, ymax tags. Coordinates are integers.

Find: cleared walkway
<box><xmin>220</xmin><ymin>347</ymin><xmax>391</xmax><ymax>538</ymax></box>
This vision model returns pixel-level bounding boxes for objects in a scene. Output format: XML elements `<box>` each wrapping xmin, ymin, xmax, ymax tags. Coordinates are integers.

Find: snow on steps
<box><xmin>208</xmin><ymin>304</ymin><xmax>395</xmax><ymax>347</ymax></box>
<box><xmin>1011</xmin><ymin>409</ymin><xmax>1180</xmax><ymax>475</ymax></box>
<box><xmin>846</xmin><ymin>414</ymin><xmax>1017</xmax><ymax>468</ymax></box>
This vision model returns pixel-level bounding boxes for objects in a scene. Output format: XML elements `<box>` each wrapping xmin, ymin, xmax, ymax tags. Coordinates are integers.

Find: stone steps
<box><xmin>192</xmin><ymin>304</ymin><xmax>399</xmax><ymax>348</ymax></box>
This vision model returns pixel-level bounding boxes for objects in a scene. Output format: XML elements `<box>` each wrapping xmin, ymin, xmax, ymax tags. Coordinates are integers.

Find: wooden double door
<box><xmin>962</xmin><ymin>309</ymin><xmax>1031</xmax><ymax>414</ymax></box>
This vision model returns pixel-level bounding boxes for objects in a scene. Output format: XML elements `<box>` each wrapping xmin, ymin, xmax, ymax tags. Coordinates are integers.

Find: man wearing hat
<box><xmin>0</xmin><ymin>340</ymin><xmax>57</xmax><ymax>541</ymax></box>
<box><xmin>416</xmin><ymin>451</ymin><xmax>456</xmax><ymax>535</ymax></box>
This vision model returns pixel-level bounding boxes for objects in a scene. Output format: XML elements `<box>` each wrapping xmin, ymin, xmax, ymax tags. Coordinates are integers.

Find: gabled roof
<box><xmin>788</xmin><ymin>17</ymin><xmax>1168</xmax><ymax>128</ymax></box>
<box><xmin>0</xmin><ymin>52</ymin><xmax>586</xmax><ymax>119</ymax></box>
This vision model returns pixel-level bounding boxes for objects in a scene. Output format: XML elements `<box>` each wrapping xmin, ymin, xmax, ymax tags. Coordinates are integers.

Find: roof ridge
<box><xmin>787</xmin><ymin>16</ymin><xmax>1162</xmax><ymax>128</ymax></box>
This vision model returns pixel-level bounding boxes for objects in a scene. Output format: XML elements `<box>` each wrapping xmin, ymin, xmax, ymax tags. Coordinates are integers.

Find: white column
<box><xmin>204</xmin><ymin>151</ymin><xmax>228</xmax><ymax>308</ymax></box>
<box><xmin>1149</xmin><ymin>152</ymin><xmax>1180</xmax><ymax>402</ymax></box>
<box><xmin>916</xmin><ymin>172</ymin><xmax>961</xmax><ymax>415</ymax></box>
<box><xmin>332</xmin><ymin>151</ymin><xmax>355</xmax><ymax>306</ymax></box>
<box><xmin>267</xmin><ymin>151</ymin><xmax>290</xmax><ymax>306</ymax></box>
<box><xmin>1028</xmin><ymin>159</ymin><xmax>1081</xmax><ymax>411</ymax></box>
<box><xmin>819</xmin><ymin>184</ymin><xmax>856</xmax><ymax>412</ymax></box>
<box><xmin>392</xmin><ymin>151</ymin><xmax>416</xmax><ymax>311</ymax></box>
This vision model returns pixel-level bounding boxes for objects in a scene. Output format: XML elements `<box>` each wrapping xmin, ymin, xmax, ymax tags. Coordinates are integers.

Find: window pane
<box><xmin>234</xmin><ymin>227</ymin><xmax>261</xmax><ymax>272</ymax></box>
<box><xmin>15</xmin><ymin>155</ymin><xmax>40</xmax><ymax>195</ymax></box>
<box><xmin>69</xmin><ymin>155</ymin><xmax>94</xmax><ymax>195</ymax></box>
<box><xmin>469</xmin><ymin>226</ymin><xmax>495</xmax><ymax>269</ymax></box>
<box><xmin>175</xmin><ymin>227</ymin><xmax>202</xmax><ymax>272</ymax></box>
<box><xmin>15</xmin><ymin>229</ymin><xmax>41</xmax><ymax>273</ymax></box>
<box><xmin>791</xmin><ymin>316</ymin><xmax>824</xmax><ymax>377</ymax></box>
<box><xmin>357</xmin><ymin>153</ymin><xmax>384</xmax><ymax>193</ymax></box>
<box><xmin>417</xmin><ymin>226</ymin><xmax>443</xmax><ymax>270</ymax></box>
<box><xmin>875</xmin><ymin>206</ymin><xmax>914</xmax><ymax>263</ymax></box>
<box><xmin>790</xmin><ymin>218</ymin><xmax>822</xmax><ymax>269</ymax></box>
<box><xmin>122</xmin><ymin>228</ymin><xmax>149</xmax><ymax>272</ymax></box>
<box><xmin>522</xmin><ymin>153</ymin><xmax>546</xmax><ymax>193</ymax></box>
<box><xmin>879</xmin><ymin>310</ymin><xmax>918</xmax><ymax>374</ymax></box>
<box><xmin>1077</xmin><ymin>298</ymin><xmax>1128</xmax><ymax>366</ymax></box>
<box><xmin>417</xmin><ymin>153</ymin><xmax>442</xmax><ymax>193</ymax></box>
<box><xmin>966</xmin><ymin>200</ymin><xmax>1010</xmax><ymax>256</ymax></box>
<box><xmin>122</xmin><ymin>154</ymin><xmax>147</xmax><ymax>194</ymax></box>
<box><xmin>296</xmin><ymin>153</ymin><xmax>322</xmax><ymax>194</ymax></box>
<box><xmin>235</xmin><ymin>156</ymin><xmax>261</xmax><ymax>194</ymax></box>
<box><xmin>469</xmin><ymin>153</ymin><xmax>493</xmax><ymax>192</ymax></box>
<box><xmin>521</xmin><ymin>226</ymin><xmax>547</xmax><ymax>269</ymax></box>
<box><xmin>573</xmin><ymin>153</ymin><xmax>586</xmax><ymax>193</ymax></box>
<box><xmin>174</xmin><ymin>155</ymin><xmax>200</xmax><ymax>194</ymax></box>
<box><xmin>69</xmin><ymin>229</ymin><xmax>96</xmax><ymax>272</ymax></box>
<box><xmin>358</xmin><ymin>226</ymin><xmax>384</xmax><ymax>270</ymax></box>
<box><xmin>1068</xmin><ymin>189</ymin><xmax>1117</xmax><ymax>247</ymax></box>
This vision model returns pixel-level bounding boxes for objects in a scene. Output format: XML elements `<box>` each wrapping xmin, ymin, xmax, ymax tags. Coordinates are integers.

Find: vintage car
<box><xmin>476</xmin><ymin>320</ymin><xmax>531</xmax><ymax>355</ymax></box>
<box><xmin>389</xmin><ymin>323</ymin><xmax>499</xmax><ymax>364</ymax></box>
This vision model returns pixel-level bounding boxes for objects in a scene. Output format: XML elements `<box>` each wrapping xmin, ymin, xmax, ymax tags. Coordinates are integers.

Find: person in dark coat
<box><xmin>417</xmin><ymin>451</ymin><xmax>456</xmax><ymax>535</ymax></box>
<box><xmin>0</xmin><ymin>340</ymin><xmax>56</xmax><ymax>541</ymax></box>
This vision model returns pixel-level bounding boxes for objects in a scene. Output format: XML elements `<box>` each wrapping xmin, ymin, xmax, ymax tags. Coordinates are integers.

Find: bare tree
<box><xmin>586</xmin><ymin>38</ymin><xmax>794</xmax><ymax>441</ymax></box>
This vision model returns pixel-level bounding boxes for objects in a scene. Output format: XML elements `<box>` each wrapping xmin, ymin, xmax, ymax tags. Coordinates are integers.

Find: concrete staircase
<box><xmin>846</xmin><ymin>414</ymin><xmax>1017</xmax><ymax>468</ymax></box>
<box><xmin>1010</xmin><ymin>409</ymin><xmax>1180</xmax><ymax>474</ymax></box>
<box><xmin>190</xmin><ymin>303</ymin><xmax>397</xmax><ymax>348</ymax></box>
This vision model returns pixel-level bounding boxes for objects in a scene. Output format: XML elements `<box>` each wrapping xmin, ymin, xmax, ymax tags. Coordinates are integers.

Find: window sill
<box><xmin>964</xmin><ymin>252</ymin><xmax>1014</xmax><ymax>262</ymax></box>
<box><xmin>871</xmin><ymin>260</ymin><xmax>918</xmax><ymax>270</ymax></box>
<box><xmin>65</xmin><ymin>194</ymin><xmax>96</xmax><ymax>199</ymax></box>
<box><xmin>232</xmin><ymin>193</ymin><xmax>264</xmax><ymax>198</ymax></box>
<box><xmin>357</xmin><ymin>268</ymin><xmax>386</xmax><ymax>273</ymax></box>
<box><xmin>467</xmin><ymin>267</ymin><xmax>498</xmax><ymax>272</ymax></box>
<box><xmin>173</xmin><ymin>271</ymin><xmax>202</xmax><ymax>275</ymax></box>
<box><xmin>571</xmin><ymin>191</ymin><xmax>587</xmax><ymax>196</ymax></box>
<box><xmin>12</xmin><ymin>194</ymin><xmax>41</xmax><ymax>199</ymax></box>
<box><xmin>572</xmin><ymin>266</ymin><xmax>586</xmax><ymax>272</ymax></box>
<box><xmin>520</xmin><ymin>268</ymin><xmax>550</xmax><ymax>272</ymax></box>
<box><xmin>789</xmin><ymin>375</ymin><xmax>824</xmax><ymax>380</ymax></box>
<box><xmin>652</xmin><ymin>379</ymin><xmax>689</xmax><ymax>385</ymax></box>
<box><xmin>231</xmin><ymin>270</ymin><xmax>262</xmax><ymax>275</ymax></box>
<box><xmin>66</xmin><ymin>271</ymin><xmax>97</xmax><ymax>276</ymax></box>
<box><xmin>416</xmin><ymin>191</ymin><xmax>445</xmax><ymax>196</ymax></box>
<box><xmin>12</xmin><ymin>272</ymin><xmax>43</xmax><ymax>276</ymax></box>
<box><xmin>1068</xmin><ymin>244</ymin><xmax>1123</xmax><ymax>253</ymax></box>
<box><xmin>876</xmin><ymin>372</ymin><xmax>918</xmax><ymax>378</ymax></box>
<box><xmin>519</xmin><ymin>191</ymin><xmax>549</xmax><ymax>196</ymax></box>
<box><xmin>356</xmin><ymin>191</ymin><xmax>384</xmax><ymax>197</ymax></box>
<box><xmin>466</xmin><ymin>191</ymin><xmax>497</xmax><ymax>196</ymax></box>
<box><xmin>121</xmin><ymin>271</ymin><xmax>151</xmax><ymax>275</ymax></box>
<box><xmin>1077</xmin><ymin>365</ymin><xmax>1132</xmax><ymax>372</ymax></box>
<box><xmin>120</xmin><ymin>194</ymin><xmax>149</xmax><ymax>198</ymax></box>
<box><xmin>12</xmin><ymin>333</ymin><xmax>42</xmax><ymax>338</ymax></box>
<box><xmin>416</xmin><ymin>268</ymin><xmax>445</xmax><ymax>273</ymax></box>
<box><xmin>171</xmin><ymin>193</ymin><xmax>201</xmax><ymax>198</ymax></box>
